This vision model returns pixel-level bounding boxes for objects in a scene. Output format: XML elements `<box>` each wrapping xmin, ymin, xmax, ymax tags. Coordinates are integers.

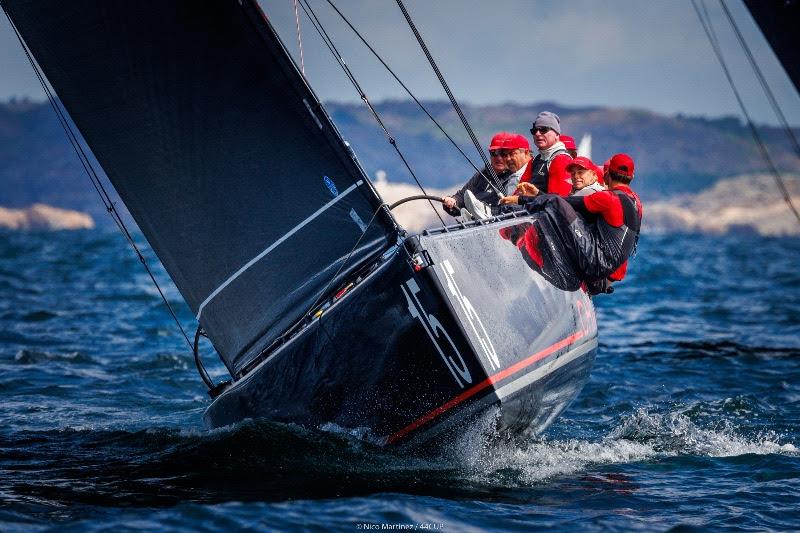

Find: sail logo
<box><xmin>402</xmin><ymin>278</ymin><xmax>472</xmax><ymax>389</ymax></box>
<box><xmin>323</xmin><ymin>175</ymin><xmax>339</xmax><ymax>197</ymax></box>
<box><xmin>349</xmin><ymin>209</ymin><xmax>368</xmax><ymax>233</ymax></box>
<box><xmin>440</xmin><ymin>260</ymin><xmax>501</xmax><ymax>370</ymax></box>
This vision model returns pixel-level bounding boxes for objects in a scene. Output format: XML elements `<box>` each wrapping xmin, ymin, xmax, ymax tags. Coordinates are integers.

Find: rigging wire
<box><xmin>718</xmin><ymin>0</ymin><xmax>800</xmax><ymax>159</ymax></box>
<box><xmin>292</xmin><ymin>0</ymin><xmax>305</xmax><ymax>75</ymax></box>
<box><xmin>4</xmin><ymin>10</ymin><xmax>197</xmax><ymax>352</ymax></box>
<box><xmin>691</xmin><ymin>0</ymin><xmax>800</xmax><ymax>225</ymax></box>
<box><xmin>323</xmin><ymin>0</ymin><xmax>503</xmax><ymax>197</ymax></box>
<box><xmin>298</xmin><ymin>0</ymin><xmax>447</xmax><ymax>227</ymax></box>
<box><xmin>393</xmin><ymin>0</ymin><xmax>500</xmax><ymax>192</ymax></box>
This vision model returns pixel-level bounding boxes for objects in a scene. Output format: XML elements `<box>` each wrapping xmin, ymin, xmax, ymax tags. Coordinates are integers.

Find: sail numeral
<box><xmin>440</xmin><ymin>260</ymin><xmax>501</xmax><ymax>370</ymax></box>
<box><xmin>402</xmin><ymin>278</ymin><xmax>472</xmax><ymax>388</ymax></box>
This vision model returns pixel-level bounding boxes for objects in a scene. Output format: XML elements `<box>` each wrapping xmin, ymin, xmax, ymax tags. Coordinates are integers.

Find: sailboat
<box><xmin>2</xmin><ymin>0</ymin><xmax>598</xmax><ymax>447</ymax></box>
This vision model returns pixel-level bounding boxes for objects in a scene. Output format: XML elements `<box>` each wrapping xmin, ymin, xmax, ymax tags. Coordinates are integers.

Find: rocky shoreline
<box><xmin>0</xmin><ymin>203</ymin><xmax>94</xmax><ymax>231</ymax></box>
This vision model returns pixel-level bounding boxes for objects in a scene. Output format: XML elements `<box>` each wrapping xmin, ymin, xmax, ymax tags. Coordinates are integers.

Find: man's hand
<box><xmin>500</xmin><ymin>195</ymin><xmax>519</xmax><ymax>205</ymax></box>
<box><xmin>442</xmin><ymin>196</ymin><xmax>457</xmax><ymax>209</ymax></box>
<box><xmin>515</xmin><ymin>182</ymin><xmax>539</xmax><ymax>197</ymax></box>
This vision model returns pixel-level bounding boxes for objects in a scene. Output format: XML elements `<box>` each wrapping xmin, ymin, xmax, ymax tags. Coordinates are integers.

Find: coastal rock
<box><xmin>645</xmin><ymin>174</ymin><xmax>800</xmax><ymax>236</ymax></box>
<box><xmin>0</xmin><ymin>203</ymin><xmax>94</xmax><ymax>230</ymax></box>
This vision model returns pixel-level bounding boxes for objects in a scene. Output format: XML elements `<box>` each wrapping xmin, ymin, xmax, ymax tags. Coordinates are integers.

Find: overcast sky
<box><xmin>1</xmin><ymin>0</ymin><xmax>798</xmax><ymax>126</ymax></box>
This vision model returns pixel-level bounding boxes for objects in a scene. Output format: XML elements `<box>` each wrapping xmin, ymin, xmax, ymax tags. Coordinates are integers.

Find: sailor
<box><xmin>497</xmin><ymin>133</ymin><xmax>535</xmax><ymax>196</ymax></box>
<box><xmin>500</xmin><ymin>153</ymin><xmax>643</xmax><ymax>294</ymax></box>
<box><xmin>528</xmin><ymin>111</ymin><xmax>573</xmax><ymax>197</ymax></box>
<box><xmin>560</xmin><ymin>135</ymin><xmax>578</xmax><ymax>158</ymax></box>
<box><xmin>441</xmin><ymin>132</ymin><xmax>512</xmax><ymax>217</ymax></box>
<box><xmin>476</xmin><ymin>133</ymin><xmax>537</xmax><ymax>218</ymax></box>
<box><xmin>567</xmin><ymin>156</ymin><xmax>606</xmax><ymax>197</ymax></box>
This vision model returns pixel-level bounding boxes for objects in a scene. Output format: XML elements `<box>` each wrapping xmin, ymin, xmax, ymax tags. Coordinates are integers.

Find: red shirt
<box><xmin>582</xmin><ymin>184</ymin><xmax>642</xmax><ymax>226</ymax></box>
<box><xmin>547</xmin><ymin>153</ymin><xmax>573</xmax><ymax>196</ymax></box>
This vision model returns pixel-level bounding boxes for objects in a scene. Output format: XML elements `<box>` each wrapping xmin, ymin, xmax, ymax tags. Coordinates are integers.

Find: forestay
<box><xmin>3</xmin><ymin>0</ymin><xmax>398</xmax><ymax>375</ymax></box>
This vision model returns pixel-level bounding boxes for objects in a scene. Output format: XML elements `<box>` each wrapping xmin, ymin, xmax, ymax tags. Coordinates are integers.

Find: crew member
<box><xmin>441</xmin><ymin>132</ymin><xmax>512</xmax><ymax>216</ymax></box>
<box><xmin>528</xmin><ymin>111</ymin><xmax>573</xmax><ymax>196</ymax></box>
<box><xmin>567</xmin><ymin>156</ymin><xmax>606</xmax><ymax>197</ymax></box>
<box><xmin>560</xmin><ymin>135</ymin><xmax>578</xmax><ymax>158</ymax></box>
<box><xmin>500</xmin><ymin>153</ymin><xmax>642</xmax><ymax>293</ymax></box>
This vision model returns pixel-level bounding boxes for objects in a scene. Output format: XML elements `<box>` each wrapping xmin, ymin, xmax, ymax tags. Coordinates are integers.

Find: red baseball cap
<box><xmin>506</xmin><ymin>133</ymin><xmax>530</xmax><ymax>151</ymax></box>
<box><xmin>566</xmin><ymin>155</ymin><xmax>595</xmax><ymax>172</ymax></box>
<box><xmin>560</xmin><ymin>135</ymin><xmax>576</xmax><ymax>151</ymax></box>
<box><xmin>489</xmin><ymin>132</ymin><xmax>511</xmax><ymax>151</ymax></box>
<box><xmin>608</xmin><ymin>153</ymin><xmax>635</xmax><ymax>178</ymax></box>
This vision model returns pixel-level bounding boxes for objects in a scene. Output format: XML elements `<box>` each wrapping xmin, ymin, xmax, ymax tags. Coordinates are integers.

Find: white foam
<box><xmin>610</xmin><ymin>407</ymin><xmax>799</xmax><ymax>458</ymax></box>
<box><xmin>443</xmin><ymin>405</ymin><xmax>797</xmax><ymax>485</ymax></box>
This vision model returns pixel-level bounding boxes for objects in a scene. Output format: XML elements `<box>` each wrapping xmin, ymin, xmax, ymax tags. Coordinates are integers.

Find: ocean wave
<box><xmin>672</xmin><ymin>340</ymin><xmax>800</xmax><ymax>360</ymax></box>
<box><xmin>609</xmin><ymin>407</ymin><xmax>797</xmax><ymax>457</ymax></box>
<box><xmin>13</xmin><ymin>349</ymin><xmax>96</xmax><ymax>365</ymax></box>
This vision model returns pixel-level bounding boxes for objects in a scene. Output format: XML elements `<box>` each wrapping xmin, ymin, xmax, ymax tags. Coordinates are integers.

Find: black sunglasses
<box><xmin>489</xmin><ymin>149</ymin><xmax>519</xmax><ymax>157</ymax></box>
<box><xmin>530</xmin><ymin>126</ymin><xmax>553</xmax><ymax>135</ymax></box>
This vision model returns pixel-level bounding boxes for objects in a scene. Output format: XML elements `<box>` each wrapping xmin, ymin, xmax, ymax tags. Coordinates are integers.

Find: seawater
<box><xmin>0</xmin><ymin>230</ymin><xmax>798</xmax><ymax>531</ymax></box>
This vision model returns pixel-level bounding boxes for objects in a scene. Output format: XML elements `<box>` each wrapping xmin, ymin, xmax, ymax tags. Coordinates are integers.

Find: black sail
<box><xmin>2</xmin><ymin>0</ymin><xmax>398</xmax><ymax>374</ymax></box>
<box><xmin>744</xmin><ymin>0</ymin><xmax>800</xmax><ymax>94</ymax></box>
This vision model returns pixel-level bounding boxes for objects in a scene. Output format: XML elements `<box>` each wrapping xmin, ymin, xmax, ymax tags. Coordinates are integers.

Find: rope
<box><xmin>292</xmin><ymin>0</ymin><xmax>305</xmax><ymax>75</ymax></box>
<box><xmin>4</xmin><ymin>9</ymin><xmax>197</xmax><ymax>352</ymax></box>
<box><xmin>388</xmin><ymin>195</ymin><xmax>444</xmax><ymax>210</ymax></box>
<box><xmin>691</xmin><ymin>0</ymin><xmax>800</xmax><ymax>225</ymax></box>
<box><xmin>298</xmin><ymin>0</ymin><xmax>447</xmax><ymax>227</ymax></box>
<box><xmin>193</xmin><ymin>326</ymin><xmax>215</xmax><ymax>390</ymax></box>
<box><xmin>394</xmin><ymin>0</ymin><xmax>500</xmax><ymax>192</ymax></box>
<box><xmin>323</xmin><ymin>0</ymin><xmax>503</xmax><ymax>197</ymax></box>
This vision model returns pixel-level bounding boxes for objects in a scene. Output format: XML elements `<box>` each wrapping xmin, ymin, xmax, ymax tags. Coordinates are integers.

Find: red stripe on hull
<box><xmin>387</xmin><ymin>330</ymin><xmax>587</xmax><ymax>444</ymax></box>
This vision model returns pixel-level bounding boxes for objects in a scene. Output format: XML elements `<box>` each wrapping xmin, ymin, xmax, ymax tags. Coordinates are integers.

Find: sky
<box><xmin>0</xmin><ymin>0</ymin><xmax>798</xmax><ymax>126</ymax></box>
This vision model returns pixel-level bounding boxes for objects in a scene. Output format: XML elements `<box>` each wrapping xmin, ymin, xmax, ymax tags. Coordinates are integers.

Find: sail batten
<box><xmin>3</xmin><ymin>0</ymin><xmax>398</xmax><ymax>374</ymax></box>
<box><xmin>196</xmin><ymin>179</ymin><xmax>366</xmax><ymax>320</ymax></box>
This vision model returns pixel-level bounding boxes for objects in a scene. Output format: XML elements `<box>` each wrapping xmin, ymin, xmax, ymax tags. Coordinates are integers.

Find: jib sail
<box><xmin>3</xmin><ymin>0</ymin><xmax>398</xmax><ymax>375</ymax></box>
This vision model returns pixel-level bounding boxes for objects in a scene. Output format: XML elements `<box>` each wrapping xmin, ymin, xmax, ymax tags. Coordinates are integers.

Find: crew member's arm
<box><xmin>582</xmin><ymin>190</ymin><xmax>623</xmax><ymax>226</ymax></box>
<box><xmin>442</xmin><ymin>168</ymin><xmax>487</xmax><ymax>214</ymax></box>
<box><xmin>499</xmin><ymin>182</ymin><xmax>539</xmax><ymax>206</ymax></box>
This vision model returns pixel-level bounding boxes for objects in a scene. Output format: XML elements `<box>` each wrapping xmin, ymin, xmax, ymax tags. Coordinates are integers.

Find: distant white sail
<box><xmin>577</xmin><ymin>134</ymin><xmax>592</xmax><ymax>159</ymax></box>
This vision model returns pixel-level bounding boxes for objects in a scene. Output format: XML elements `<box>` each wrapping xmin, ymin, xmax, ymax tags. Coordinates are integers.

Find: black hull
<box><xmin>204</xmin><ymin>215</ymin><xmax>598</xmax><ymax>447</ymax></box>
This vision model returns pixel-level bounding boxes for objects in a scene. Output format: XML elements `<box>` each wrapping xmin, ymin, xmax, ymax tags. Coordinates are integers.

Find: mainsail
<box><xmin>2</xmin><ymin>0</ymin><xmax>398</xmax><ymax>375</ymax></box>
<box><xmin>744</xmin><ymin>0</ymin><xmax>800</xmax><ymax>94</ymax></box>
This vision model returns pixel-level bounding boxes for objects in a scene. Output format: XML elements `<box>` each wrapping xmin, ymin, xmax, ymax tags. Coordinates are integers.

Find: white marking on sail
<box><xmin>196</xmin><ymin>180</ymin><xmax>364</xmax><ymax>320</ymax></box>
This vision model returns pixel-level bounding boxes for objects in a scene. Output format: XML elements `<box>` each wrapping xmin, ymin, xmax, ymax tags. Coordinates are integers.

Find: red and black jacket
<box><xmin>566</xmin><ymin>184</ymin><xmax>642</xmax><ymax>281</ymax></box>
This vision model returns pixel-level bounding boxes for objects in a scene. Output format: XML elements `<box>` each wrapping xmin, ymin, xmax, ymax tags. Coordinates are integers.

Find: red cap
<box><xmin>608</xmin><ymin>153</ymin><xmax>635</xmax><ymax>178</ymax></box>
<box><xmin>560</xmin><ymin>135</ymin><xmax>576</xmax><ymax>151</ymax></box>
<box><xmin>489</xmin><ymin>132</ymin><xmax>511</xmax><ymax>150</ymax></box>
<box><xmin>595</xmin><ymin>165</ymin><xmax>606</xmax><ymax>185</ymax></box>
<box><xmin>504</xmin><ymin>133</ymin><xmax>530</xmax><ymax>151</ymax></box>
<box><xmin>566</xmin><ymin>155</ymin><xmax>595</xmax><ymax>172</ymax></box>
